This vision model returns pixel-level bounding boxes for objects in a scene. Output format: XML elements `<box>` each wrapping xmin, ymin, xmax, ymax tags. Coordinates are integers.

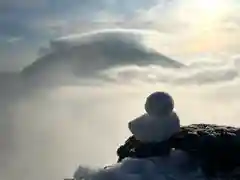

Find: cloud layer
<box><xmin>18</xmin><ymin>30</ymin><xmax>239</xmax><ymax>87</ymax></box>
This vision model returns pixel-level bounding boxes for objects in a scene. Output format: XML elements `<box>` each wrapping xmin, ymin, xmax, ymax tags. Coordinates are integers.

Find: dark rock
<box><xmin>117</xmin><ymin>123</ymin><xmax>240</xmax><ymax>178</ymax></box>
<box><xmin>117</xmin><ymin>136</ymin><xmax>171</xmax><ymax>162</ymax></box>
<box><xmin>172</xmin><ymin>124</ymin><xmax>240</xmax><ymax>177</ymax></box>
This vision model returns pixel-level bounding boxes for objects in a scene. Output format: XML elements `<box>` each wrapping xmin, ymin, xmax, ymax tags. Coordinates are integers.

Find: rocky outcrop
<box><xmin>117</xmin><ymin>124</ymin><xmax>240</xmax><ymax>178</ymax></box>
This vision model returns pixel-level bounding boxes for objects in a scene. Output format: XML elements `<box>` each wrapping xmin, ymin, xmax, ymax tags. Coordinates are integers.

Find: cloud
<box><xmin>6</xmin><ymin>37</ymin><xmax>23</xmax><ymax>43</ymax></box>
<box><xmin>19</xmin><ymin>29</ymin><xmax>240</xmax><ymax>87</ymax></box>
<box><xmin>33</xmin><ymin>1</ymin><xmax>181</xmax><ymax>37</ymax></box>
<box><xmin>0</xmin><ymin>36</ymin><xmax>22</xmax><ymax>44</ymax></box>
<box><xmin>1</xmin><ymin>0</ymin><xmax>239</xmax><ymax>71</ymax></box>
<box><xmin>0</xmin><ymin>0</ymin><xmax>160</xmax><ymax>71</ymax></box>
<box><xmin>130</xmin><ymin>0</ymin><xmax>240</xmax><ymax>54</ymax></box>
<box><xmin>1</xmin><ymin>72</ymin><xmax>240</xmax><ymax>180</ymax></box>
<box><xmin>100</xmin><ymin>62</ymin><xmax>239</xmax><ymax>85</ymax></box>
<box><xmin>0</xmin><ymin>0</ymin><xmax>47</xmax><ymax>10</ymax></box>
<box><xmin>21</xmin><ymin>29</ymin><xmax>184</xmax><ymax>86</ymax></box>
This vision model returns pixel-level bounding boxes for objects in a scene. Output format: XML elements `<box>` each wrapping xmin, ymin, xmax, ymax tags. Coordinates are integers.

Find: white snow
<box><xmin>74</xmin><ymin>150</ymin><xmax>206</xmax><ymax>180</ymax></box>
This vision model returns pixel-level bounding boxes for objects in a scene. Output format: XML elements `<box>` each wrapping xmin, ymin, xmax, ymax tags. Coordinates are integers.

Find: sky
<box><xmin>0</xmin><ymin>1</ymin><xmax>240</xmax><ymax>180</ymax></box>
<box><xmin>0</xmin><ymin>0</ymin><xmax>239</xmax><ymax>71</ymax></box>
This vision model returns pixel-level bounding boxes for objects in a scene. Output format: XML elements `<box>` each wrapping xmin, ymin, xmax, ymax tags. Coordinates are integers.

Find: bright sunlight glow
<box><xmin>193</xmin><ymin>0</ymin><xmax>227</xmax><ymax>17</ymax></box>
<box><xmin>185</xmin><ymin>0</ymin><xmax>229</xmax><ymax>30</ymax></box>
<box><xmin>195</xmin><ymin>0</ymin><xmax>224</xmax><ymax>11</ymax></box>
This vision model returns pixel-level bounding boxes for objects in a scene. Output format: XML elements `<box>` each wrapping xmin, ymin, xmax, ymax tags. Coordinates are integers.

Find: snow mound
<box><xmin>74</xmin><ymin>150</ymin><xmax>205</xmax><ymax>180</ymax></box>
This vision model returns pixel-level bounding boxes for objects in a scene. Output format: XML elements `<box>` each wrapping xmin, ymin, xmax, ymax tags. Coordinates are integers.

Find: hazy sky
<box><xmin>0</xmin><ymin>0</ymin><xmax>239</xmax><ymax>71</ymax></box>
<box><xmin>0</xmin><ymin>1</ymin><xmax>240</xmax><ymax>180</ymax></box>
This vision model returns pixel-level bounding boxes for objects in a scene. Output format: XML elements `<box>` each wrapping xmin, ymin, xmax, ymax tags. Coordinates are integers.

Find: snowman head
<box><xmin>145</xmin><ymin>91</ymin><xmax>174</xmax><ymax>117</ymax></box>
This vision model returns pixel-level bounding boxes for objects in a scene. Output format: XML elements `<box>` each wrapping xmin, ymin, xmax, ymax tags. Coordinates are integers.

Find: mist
<box><xmin>1</xmin><ymin>29</ymin><xmax>240</xmax><ymax>180</ymax></box>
